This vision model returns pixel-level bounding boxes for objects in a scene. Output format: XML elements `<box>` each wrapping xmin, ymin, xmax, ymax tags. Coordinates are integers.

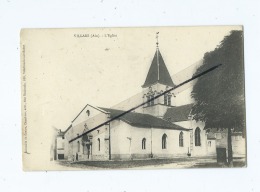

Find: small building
<box><xmin>56</xmin><ymin>130</ymin><xmax>66</xmax><ymax>160</ymax></box>
<box><xmin>207</xmin><ymin>128</ymin><xmax>246</xmax><ymax>159</ymax></box>
<box><xmin>51</xmin><ymin>128</ymin><xmax>67</xmax><ymax>161</ymax></box>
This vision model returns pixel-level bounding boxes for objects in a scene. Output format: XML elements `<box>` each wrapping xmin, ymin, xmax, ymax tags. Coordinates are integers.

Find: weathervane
<box><xmin>156</xmin><ymin>32</ymin><xmax>159</xmax><ymax>48</ymax></box>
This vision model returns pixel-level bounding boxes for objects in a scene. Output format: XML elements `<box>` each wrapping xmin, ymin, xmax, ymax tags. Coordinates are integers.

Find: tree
<box><xmin>191</xmin><ymin>30</ymin><xmax>245</xmax><ymax>166</ymax></box>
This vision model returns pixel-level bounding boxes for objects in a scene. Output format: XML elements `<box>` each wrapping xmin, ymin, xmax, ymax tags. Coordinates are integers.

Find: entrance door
<box><xmin>216</xmin><ymin>148</ymin><xmax>227</xmax><ymax>164</ymax></box>
<box><xmin>86</xmin><ymin>144</ymin><xmax>90</xmax><ymax>159</ymax></box>
<box><xmin>58</xmin><ymin>154</ymin><xmax>64</xmax><ymax>160</ymax></box>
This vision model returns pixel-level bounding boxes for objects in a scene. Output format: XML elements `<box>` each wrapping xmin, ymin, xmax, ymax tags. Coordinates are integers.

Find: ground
<box><xmin>55</xmin><ymin>157</ymin><xmax>246</xmax><ymax>170</ymax></box>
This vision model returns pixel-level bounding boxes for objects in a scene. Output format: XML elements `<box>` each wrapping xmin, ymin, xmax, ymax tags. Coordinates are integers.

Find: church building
<box><xmin>61</xmin><ymin>38</ymin><xmax>212</xmax><ymax>161</ymax></box>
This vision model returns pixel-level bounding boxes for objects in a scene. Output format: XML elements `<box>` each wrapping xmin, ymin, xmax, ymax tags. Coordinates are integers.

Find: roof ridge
<box><xmin>100</xmin><ymin>107</ymin><xmax>189</xmax><ymax>130</ymax></box>
<box><xmin>100</xmin><ymin>107</ymin><xmax>145</xmax><ymax>115</ymax></box>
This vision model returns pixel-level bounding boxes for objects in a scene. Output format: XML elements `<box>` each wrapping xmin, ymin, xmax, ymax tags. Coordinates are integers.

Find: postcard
<box><xmin>21</xmin><ymin>26</ymin><xmax>246</xmax><ymax>170</ymax></box>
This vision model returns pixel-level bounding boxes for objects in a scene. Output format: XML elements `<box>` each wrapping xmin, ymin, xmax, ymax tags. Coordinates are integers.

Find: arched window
<box><xmin>195</xmin><ymin>127</ymin><xmax>201</xmax><ymax>146</ymax></box>
<box><xmin>142</xmin><ymin>138</ymin><xmax>146</xmax><ymax>150</ymax></box>
<box><xmin>77</xmin><ymin>141</ymin><xmax>80</xmax><ymax>152</ymax></box>
<box><xmin>147</xmin><ymin>96</ymin><xmax>150</xmax><ymax>107</ymax></box>
<box><xmin>162</xmin><ymin>134</ymin><xmax>167</xmax><ymax>149</ymax></box>
<box><xmin>151</xmin><ymin>95</ymin><xmax>154</xmax><ymax>105</ymax></box>
<box><xmin>179</xmin><ymin>131</ymin><xmax>184</xmax><ymax>147</ymax></box>
<box><xmin>97</xmin><ymin>138</ymin><xmax>100</xmax><ymax>151</ymax></box>
<box><xmin>164</xmin><ymin>94</ymin><xmax>167</xmax><ymax>105</ymax></box>
<box><xmin>168</xmin><ymin>95</ymin><xmax>171</xmax><ymax>106</ymax></box>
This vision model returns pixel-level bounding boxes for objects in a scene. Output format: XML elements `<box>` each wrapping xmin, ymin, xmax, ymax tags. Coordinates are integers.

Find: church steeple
<box><xmin>141</xmin><ymin>34</ymin><xmax>175</xmax><ymax>117</ymax></box>
<box><xmin>156</xmin><ymin>32</ymin><xmax>160</xmax><ymax>81</ymax></box>
<box><xmin>142</xmin><ymin>33</ymin><xmax>175</xmax><ymax>88</ymax></box>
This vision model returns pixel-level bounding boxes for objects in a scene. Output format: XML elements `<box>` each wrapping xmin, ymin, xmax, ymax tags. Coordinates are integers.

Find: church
<box><xmin>56</xmin><ymin>38</ymin><xmax>218</xmax><ymax>162</ymax></box>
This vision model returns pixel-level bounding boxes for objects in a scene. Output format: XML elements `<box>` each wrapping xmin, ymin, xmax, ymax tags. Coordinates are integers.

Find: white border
<box><xmin>0</xmin><ymin>0</ymin><xmax>259</xmax><ymax>191</ymax></box>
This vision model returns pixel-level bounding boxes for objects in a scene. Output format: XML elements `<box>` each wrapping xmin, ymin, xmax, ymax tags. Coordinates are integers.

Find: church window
<box><xmin>195</xmin><ymin>127</ymin><xmax>201</xmax><ymax>146</ymax></box>
<box><xmin>208</xmin><ymin>141</ymin><xmax>211</xmax><ymax>147</ymax></box>
<box><xmin>86</xmin><ymin>110</ymin><xmax>90</xmax><ymax>116</ymax></box>
<box><xmin>151</xmin><ymin>95</ymin><xmax>154</xmax><ymax>105</ymax></box>
<box><xmin>142</xmin><ymin>138</ymin><xmax>146</xmax><ymax>149</ymax></box>
<box><xmin>164</xmin><ymin>94</ymin><xmax>167</xmax><ymax>105</ymax></box>
<box><xmin>162</xmin><ymin>134</ymin><xmax>167</xmax><ymax>149</ymax></box>
<box><xmin>168</xmin><ymin>95</ymin><xmax>171</xmax><ymax>106</ymax></box>
<box><xmin>147</xmin><ymin>95</ymin><xmax>155</xmax><ymax>106</ymax></box>
<box><xmin>147</xmin><ymin>96</ymin><xmax>150</xmax><ymax>107</ymax></box>
<box><xmin>179</xmin><ymin>132</ymin><xmax>184</xmax><ymax>147</ymax></box>
<box><xmin>77</xmin><ymin>141</ymin><xmax>80</xmax><ymax>152</ymax></box>
<box><xmin>97</xmin><ymin>138</ymin><xmax>100</xmax><ymax>151</ymax></box>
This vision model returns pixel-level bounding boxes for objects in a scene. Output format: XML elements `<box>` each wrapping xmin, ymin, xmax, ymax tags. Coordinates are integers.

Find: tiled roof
<box><xmin>142</xmin><ymin>49</ymin><xmax>175</xmax><ymax>88</ymax></box>
<box><xmin>163</xmin><ymin>104</ymin><xmax>193</xmax><ymax>122</ymax></box>
<box><xmin>99</xmin><ymin>107</ymin><xmax>189</xmax><ymax>131</ymax></box>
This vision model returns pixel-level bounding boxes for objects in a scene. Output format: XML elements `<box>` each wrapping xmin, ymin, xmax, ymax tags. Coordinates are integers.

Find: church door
<box><xmin>86</xmin><ymin>144</ymin><xmax>90</xmax><ymax>159</ymax></box>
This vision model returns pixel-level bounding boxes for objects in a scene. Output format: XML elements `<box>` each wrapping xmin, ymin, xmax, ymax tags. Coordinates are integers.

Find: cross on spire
<box><xmin>156</xmin><ymin>32</ymin><xmax>159</xmax><ymax>48</ymax></box>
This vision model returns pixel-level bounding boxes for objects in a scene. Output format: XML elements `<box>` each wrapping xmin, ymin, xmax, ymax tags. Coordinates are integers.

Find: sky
<box><xmin>21</xmin><ymin>26</ymin><xmax>242</xmax><ymax>165</ymax></box>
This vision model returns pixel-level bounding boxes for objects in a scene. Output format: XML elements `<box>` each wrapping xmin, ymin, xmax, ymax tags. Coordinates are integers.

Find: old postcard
<box><xmin>21</xmin><ymin>26</ymin><xmax>246</xmax><ymax>171</ymax></box>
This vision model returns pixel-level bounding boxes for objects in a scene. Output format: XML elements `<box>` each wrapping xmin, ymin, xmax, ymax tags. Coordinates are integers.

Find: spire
<box><xmin>156</xmin><ymin>32</ymin><xmax>160</xmax><ymax>81</ymax></box>
<box><xmin>156</xmin><ymin>32</ymin><xmax>159</xmax><ymax>48</ymax></box>
<box><xmin>142</xmin><ymin>33</ymin><xmax>175</xmax><ymax>88</ymax></box>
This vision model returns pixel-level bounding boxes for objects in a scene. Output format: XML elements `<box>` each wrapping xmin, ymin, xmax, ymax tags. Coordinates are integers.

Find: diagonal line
<box><xmin>69</xmin><ymin>63</ymin><xmax>222</xmax><ymax>143</ymax></box>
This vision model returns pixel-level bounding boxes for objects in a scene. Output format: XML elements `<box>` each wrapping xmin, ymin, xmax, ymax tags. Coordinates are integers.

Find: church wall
<box><xmin>151</xmin><ymin>128</ymin><xmax>190</xmax><ymax>158</ymax></box>
<box><xmin>191</xmin><ymin>121</ymin><xmax>208</xmax><ymax>156</ymax></box>
<box><xmin>157</xmin><ymin>105</ymin><xmax>171</xmax><ymax>118</ymax></box>
<box><xmin>64</xmin><ymin>126</ymin><xmax>75</xmax><ymax>161</ymax></box>
<box><xmin>66</xmin><ymin>124</ymin><xmax>109</xmax><ymax>161</ymax></box>
<box><xmin>174</xmin><ymin>120</ymin><xmax>208</xmax><ymax>156</ymax></box>
<box><xmin>174</xmin><ymin>121</ymin><xmax>191</xmax><ymax>129</ymax></box>
<box><xmin>72</xmin><ymin>107</ymin><xmax>108</xmax><ymax>138</ymax></box>
<box><xmin>91</xmin><ymin>127</ymin><xmax>108</xmax><ymax>160</ymax></box>
<box><xmin>129</xmin><ymin>126</ymin><xmax>152</xmax><ymax>159</ymax></box>
<box><xmin>143</xmin><ymin>104</ymin><xmax>170</xmax><ymax>118</ymax></box>
<box><xmin>174</xmin><ymin>86</ymin><xmax>194</xmax><ymax>106</ymax></box>
<box><xmin>143</xmin><ymin>105</ymin><xmax>159</xmax><ymax>117</ymax></box>
<box><xmin>64</xmin><ymin>105</ymin><xmax>110</xmax><ymax>161</ymax></box>
<box><xmin>110</xmin><ymin>120</ymin><xmax>132</xmax><ymax>160</ymax></box>
<box><xmin>73</xmin><ymin>105</ymin><xmax>108</xmax><ymax>126</ymax></box>
<box><xmin>110</xmin><ymin>122</ymin><xmax>191</xmax><ymax>159</ymax></box>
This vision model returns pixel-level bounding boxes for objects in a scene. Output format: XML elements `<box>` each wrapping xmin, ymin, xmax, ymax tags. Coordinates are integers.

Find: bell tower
<box><xmin>142</xmin><ymin>33</ymin><xmax>175</xmax><ymax>118</ymax></box>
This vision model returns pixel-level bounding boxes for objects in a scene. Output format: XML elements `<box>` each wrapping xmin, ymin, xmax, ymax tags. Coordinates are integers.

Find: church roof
<box><xmin>100</xmin><ymin>107</ymin><xmax>189</xmax><ymax>131</ymax></box>
<box><xmin>142</xmin><ymin>49</ymin><xmax>175</xmax><ymax>88</ymax></box>
<box><xmin>163</xmin><ymin>103</ymin><xmax>193</xmax><ymax>122</ymax></box>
